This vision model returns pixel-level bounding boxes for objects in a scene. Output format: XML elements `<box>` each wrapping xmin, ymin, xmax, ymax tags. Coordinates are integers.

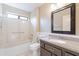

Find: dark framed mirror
<box><xmin>51</xmin><ymin>3</ymin><xmax>75</xmax><ymax>34</ymax></box>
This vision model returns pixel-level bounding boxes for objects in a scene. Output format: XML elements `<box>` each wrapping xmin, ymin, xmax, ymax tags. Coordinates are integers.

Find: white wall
<box><xmin>39</xmin><ymin>4</ymin><xmax>51</xmax><ymax>32</ymax></box>
<box><xmin>76</xmin><ymin>3</ymin><xmax>79</xmax><ymax>35</ymax></box>
<box><xmin>2</xmin><ymin>4</ymin><xmax>30</xmax><ymax>17</ymax></box>
<box><xmin>30</xmin><ymin>8</ymin><xmax>40</xmax><ymax>33</ymax></box>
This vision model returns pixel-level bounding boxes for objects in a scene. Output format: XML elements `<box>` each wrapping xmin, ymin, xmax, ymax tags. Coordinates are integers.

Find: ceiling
<box><xmin>5</xmin><ymin>3</ymin><xmax>44</xmax><ymax>12</ymax></box>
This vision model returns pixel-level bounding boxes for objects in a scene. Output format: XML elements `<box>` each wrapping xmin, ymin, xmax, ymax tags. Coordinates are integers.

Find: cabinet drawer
<box><xmin>52</xmin><ymin>54</ymin><xmax>57</xmax><ymax>56</ymax></box>
<box><xmin>45</xmin><ymin>44</ymin><xmax>61</xmax><ymax>56</ymax></box>
<box><xmin>54</xmin><ymin>48</ymin><xmax>61</xmax><ymax>56</ymax></box>
<box><xmin>40</xmin><ymin>48</ymin><xmax>51</xmax><ymax>56</ymax></box>
<box><xmin>45</xmin><ymin>44</ymin><xmax>54</xmax><ymax>53</ymax></box>
<box><xmin>64</xmin><ymin>52</ymin><xmax>75</xmax><ymax>56</ymax></box>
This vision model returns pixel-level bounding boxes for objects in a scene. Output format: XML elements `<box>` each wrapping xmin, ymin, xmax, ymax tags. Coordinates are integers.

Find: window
<box><xmin>8</xmin><ymin>14</ymin><xmax>18</xmax><ymax>19</ymax></box>
<box><xmin>7</xmin><ymin>13</ymin><xmax>28</xmax><ymax>21</ymax></box>
<box><xmin>20</xmin><ymin>16</ymin><xmax>28</xmax><ymax>20</ymax></box>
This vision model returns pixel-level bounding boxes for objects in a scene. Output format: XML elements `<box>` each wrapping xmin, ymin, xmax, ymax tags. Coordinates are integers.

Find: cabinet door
<box><xmin>64</xmin><ymin>52</ymin><xmax>75</xmax><ymax>56</ymax></box>
<box><xmin>52</xmin><ymin>54</ymin><xmax>57</xmax><ymax>56</ymax></box>
<box><xmin>40</xmin><ymin>48</ymin><xmax>51</xmax><ymax>56</ymax></box>
<box><xmin>45</xmin><ymin>44</ymin><xmax>61</xmax><ymax>56</ymax></box>
<box><xmin>40</xmin><ymin>41</ymin><xmax>45</xmax><ymax>48</ymax></box>
<box><xmin>54</xmin><ymin>48</ymin><xmax>61</xmax><ymax>56</ymax></box>
<box><xmin>45</xmin><ymin>44</ymin><xmax>54</xmax><ymax>53</ymax></box>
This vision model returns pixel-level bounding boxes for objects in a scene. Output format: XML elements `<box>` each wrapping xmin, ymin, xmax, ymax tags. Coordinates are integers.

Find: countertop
<box><xmin>40</xmin><ymin>37</ymin><xmax>79</xmax><ymax>53</ymax></box>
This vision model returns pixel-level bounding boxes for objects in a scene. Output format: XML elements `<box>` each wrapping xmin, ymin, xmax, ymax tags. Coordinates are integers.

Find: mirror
<box><xmin>53</xmin><ymin>8</ymin><xmax>71</xmax><ymax>31</ymax></box>
<box><xmin>51</xmin><ymin>3</ymin><xmax>75</xmax><ymax>34</ymax></box>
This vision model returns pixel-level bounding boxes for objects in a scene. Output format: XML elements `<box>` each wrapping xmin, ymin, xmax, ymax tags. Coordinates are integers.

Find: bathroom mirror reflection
<box><xmin>53</xmin><ymin>8</ymin><xmax>71</xmax><ymax>31</ymax></box>
<box><xmin>51</xmin><ymin>3</ymin><xmax>75</xmax><ymax>34</ymax></box>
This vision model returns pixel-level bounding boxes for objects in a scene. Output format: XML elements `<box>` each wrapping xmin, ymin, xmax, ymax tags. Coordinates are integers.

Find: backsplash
<box><xmin>49</xmin><ymin>33</ymin><xmax>79</xmax><ymax>42</ymax></box>
<box><xmin>38</xmin><ymin>32</ymin><xmax>79</xmax><ymax>42</ymax></box>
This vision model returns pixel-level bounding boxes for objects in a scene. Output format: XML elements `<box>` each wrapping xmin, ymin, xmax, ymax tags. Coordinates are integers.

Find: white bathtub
<box><xmin>0</xmin><ymin>42</ymin><xmax>33</xmax><ymax>56</ymax></box>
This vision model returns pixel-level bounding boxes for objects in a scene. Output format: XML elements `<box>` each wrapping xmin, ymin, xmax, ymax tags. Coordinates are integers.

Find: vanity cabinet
<box><xmin>40</xmin><ymin>40</ymin><xmax>62</xmax><ymax>56</ymax></box>
<box><xmin>40</xmin><ymin>40</ymin><xmax>79</xmax><ymax>56</ymax></box>
<box><xmin>40</xmin><ymin>48</ymin><xmax>52</xmax><ymax>56</ymax></box>
<box><xmin>64</xmin><ymin>52</ymin><xmax>75</xmax><ymax>56</ymax></box>
<box><xmin>45</xmin><ymin>44</ymin><xmax>61</xmax><ymax>56</ymax></box>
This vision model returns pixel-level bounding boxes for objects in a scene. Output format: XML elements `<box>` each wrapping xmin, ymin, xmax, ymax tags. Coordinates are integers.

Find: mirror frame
<box><xmin>51</xmin><ymin>3</ymin><xmax>75</xmax><ymax>35</ymax></box>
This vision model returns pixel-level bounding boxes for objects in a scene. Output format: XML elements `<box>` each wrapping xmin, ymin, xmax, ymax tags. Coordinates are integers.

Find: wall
<box><xmin>39</xmin><ymin>4</ymin><xmax>51</xmax><ymax>32</ymax></box>
<box><xmin>2</xmin><ymin>4</ymin><xmax>30</xmax><ymax>17</ymax></box>
<box><xmin>76</xmin><ymin>3</ymin><xmax>79</xmax><ymax>35</ymax></box>
<box><xmin>30</xmin><ymin>8</ymin><xmax>40</xmax><ymax>33</ymax></box>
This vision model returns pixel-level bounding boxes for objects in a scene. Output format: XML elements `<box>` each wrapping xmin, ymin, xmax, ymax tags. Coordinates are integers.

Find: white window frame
<box><xmin>7</xmin><ymin>12</ymin><xmax>28</xmax><ymax>21</ymax></box>
<box><xmin>8</xmin><ymin>14</ymin><xmax>18</xmax><ymax>19</ymax></box>
<box><xmin>19</xmin><ymin>16</ymin><xmax>28</xmax><ymax>21</ymax></box>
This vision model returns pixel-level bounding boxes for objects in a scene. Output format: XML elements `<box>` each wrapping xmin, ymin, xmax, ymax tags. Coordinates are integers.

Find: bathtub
<box><xmin>0</xmin><ymin>42</ymin><xmax>33</xmax><ymax>56</ymax></box>
<box><xmin>0</xmin><ymin>32</ymin><xmax>41</xmax><ymax>56</ymax></box>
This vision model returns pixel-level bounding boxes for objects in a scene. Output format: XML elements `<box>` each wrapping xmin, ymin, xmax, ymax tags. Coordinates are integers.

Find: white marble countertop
<box><xmin>40</xmin><ymin>37</ymin><xmax>79</xmax><ymax>53</ymax></box>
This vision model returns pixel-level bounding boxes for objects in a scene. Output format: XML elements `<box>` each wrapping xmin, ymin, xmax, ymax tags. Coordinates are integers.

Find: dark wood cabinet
<box><xmin>64</xmin><ymin>52</ymin><xmax>75</xmax><ymax>56</ymax></box>
<box><xmin>45</xmin><ymin>44</ymin><xmax>61</xmax><ymax>56</ymax></box>
<box><xmin>40</xmin><ymin>48</ymin><xmax>52</xmax><ymax>56</ymax></box>
<box><xmin>40</xmin><ymin>40</ymin><xmax>79</xmax><ymax>56</ymax></box>
<box><xmin>40</xmin><ymin>40</ymin><xmax>62</xmax><ymax>56</ymax></box>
